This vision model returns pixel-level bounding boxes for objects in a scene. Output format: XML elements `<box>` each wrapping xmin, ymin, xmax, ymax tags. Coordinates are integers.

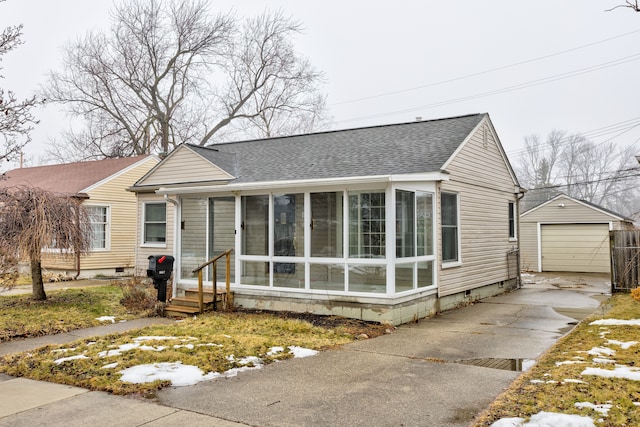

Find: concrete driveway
<box><xmin>155</xmin><ymin>272</ymin><xmax>610</xmax><ymax>427</ymax></box>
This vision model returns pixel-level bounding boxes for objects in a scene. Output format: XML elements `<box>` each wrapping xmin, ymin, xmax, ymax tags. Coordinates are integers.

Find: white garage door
<box><xmin>541</xmin><ymin>223</ymin><xmax>610</xmax><ymax>273</ymax></box>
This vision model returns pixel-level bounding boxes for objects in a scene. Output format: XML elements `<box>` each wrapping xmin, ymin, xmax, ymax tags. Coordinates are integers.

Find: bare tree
<box><xmin>0</xmin><ymin>186</ymin><xmax>92</xmax><ymax>300</ymax></box>
<box><xmin>516</xmin><ymin>131</ymin><xmax>640</xmax><ymax>214</ymax></box>
<box><xmin>0</xmin><ymin>0</ymin><xmax>39</xmax><ymax>163</ymax></box>
<box><xmin>606</xmin><ymin>1</ymin><xmax>640</xmax><ymax>12</ymax></box>
<box><xmin>43</xmin><ymin>1</ymin><xmax>328</xmax><ymax>161</ymax></box>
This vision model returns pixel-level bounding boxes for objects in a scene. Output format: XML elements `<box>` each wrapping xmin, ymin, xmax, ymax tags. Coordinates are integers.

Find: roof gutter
<box><xmin>154</xmin><ymin>172</ymin><xmax>450</xmax><ymax>195</ymax></box>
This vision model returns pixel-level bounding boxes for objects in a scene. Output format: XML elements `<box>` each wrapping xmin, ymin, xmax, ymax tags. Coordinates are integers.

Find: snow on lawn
<box><xmin>119</xmin><ymin>345</ymin><xmax>318</xmax><ymax>386</ymax></box>
<box><xmin>48</xmin><ymin>334</ymin><xmax>320</xmax><ymax>387</ymax></box>
<box><xmin>582</xmin><ymin>366</ymin><xmax>640</xmax><ymax>381</ymax></box>
<box><xmin>119</xmin><ymin>362</ymin><xmax>220</xmax><ymax>386</ymax></box>
<box><xmin>95</xmin><ymin>316</ymin><xmax>116</xmax><ymax>323</ymax></box>
<box><xmin>590</xmin><ymin>319</ymin><xmax>640</xmax><ymax>326</ymax></box>
<box><xmin>491</xmin><ymin>411</ymin><xmax>596</xmax><ymax>427</ymax></box>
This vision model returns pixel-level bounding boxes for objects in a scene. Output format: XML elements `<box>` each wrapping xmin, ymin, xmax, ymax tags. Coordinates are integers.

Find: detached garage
<box><xmin>520</xmin><ymin>194</ymin><xmax>633</xmax><ymax>273</ymax></box>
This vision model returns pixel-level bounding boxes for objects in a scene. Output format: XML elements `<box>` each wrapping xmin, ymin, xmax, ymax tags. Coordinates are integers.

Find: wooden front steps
<box><xmin>163</xmin><ymin>288</ymin><xmax>231</xmax><ymax>318</ymax></box>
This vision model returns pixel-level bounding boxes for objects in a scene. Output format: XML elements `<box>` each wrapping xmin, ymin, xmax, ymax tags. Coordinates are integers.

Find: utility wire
<box><xmin>331</xmin><ymin>29</ymin><xmax>640</xmax><ymax>106</ymax></box>
<box><xmin>334</xmin><ymin>53</ymin><xmax>640</xmax><ymax>125</ymax></box>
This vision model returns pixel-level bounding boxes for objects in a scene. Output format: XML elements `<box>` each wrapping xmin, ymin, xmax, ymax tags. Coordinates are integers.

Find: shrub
<box><xmin>631</xmin><ymin>287</ymin><xmax>640</xmax><ymax>302</ymax></box>
<box><xmin>117</xmin><ymin>276</ymin><xmax>158</xmax><ymax>314</ymax></box>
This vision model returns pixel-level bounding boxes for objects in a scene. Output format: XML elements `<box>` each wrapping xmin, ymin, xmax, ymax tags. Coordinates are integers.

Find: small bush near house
<box><xmin>117</xmin><ymin>276</ymin><xmax>159</xmax><ymax>315</ymax></box>
<box><xmin>630</xmin><ymin>287</ymin><xmax>640</xmax><ymax>302</ymax></box>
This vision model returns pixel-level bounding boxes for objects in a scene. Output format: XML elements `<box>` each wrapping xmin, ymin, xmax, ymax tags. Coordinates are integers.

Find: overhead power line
<box><xmin>331</xmin><ymin>29</ymin><xmax>640</xmax><ymax>106</ymax></box>
<box><xmin>334</xmin><ymin>53</ymin><xmax>640</xmax><ymax>126</ymax></box>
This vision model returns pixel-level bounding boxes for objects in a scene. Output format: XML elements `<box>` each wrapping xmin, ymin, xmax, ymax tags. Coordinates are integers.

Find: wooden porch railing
<box><xmin>191</xmin><ymin>249</ymin><xmax>233</xmax><ymax>313</ymax></box>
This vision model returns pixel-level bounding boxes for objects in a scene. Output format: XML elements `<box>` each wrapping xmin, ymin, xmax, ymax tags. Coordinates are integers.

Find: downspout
<box><xmin>515</xmin><ymin>187</ymin><xmax>527</xmax><ymax>289</ymax></box>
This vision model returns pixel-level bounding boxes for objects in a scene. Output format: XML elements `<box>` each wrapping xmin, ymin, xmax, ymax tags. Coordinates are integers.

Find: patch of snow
<box><xmin>582</xmin><ymin>366</ymin><xmax>640</xmax><ymax>381</ymax></box>
<box><xmin>173</xmin><ymin>344</ymin><xmax>195</xmax><ymax>350</ymax></box>
<box><xmin>95</xmin><ymin>316</ymin><xmax>115</xmax><ymax>323</ymax></box>
<box><xmin>530</xmin><ymin>380</ymin><xmax>544</xmax><ymax>384</ymax></box>
<box><xmin>606</xmin><ymin>339</ymin><xmax>638</xmax><ymax>349</ymax></box>
<box><xmin>54</xmin><ymin>355</ymin><xmax>89</xmax><ymax>365</ymax></box>
<box><xmin>563</xmin><ymin>379</ymin><xmax>587</xmax><ymax>384</ymax></box>
<box><xmin>101</xmin><ymin>362</ymin><xmax>119</xmax><ymax>369</ymax></box>
<box><xmin>288</xmin><ymin>346</ymin><xmax>318</xmax><ymax>358</ymax></box>
<box><xmin>575</xmin><ymin>402</ymin><xmax>613</xmax><ymax>416</ymax></box>
<box><xmin>592</xmin><ymin>358</ymin><xmax>616</xmax><ymax>364</ymax></box>
<box><xmin>237</xmin><ymin>356</ymin><xmax>263</xmax><ymax>366</ymax></box>
<box><xmin>267</xmin><ymin>346</ymin><xmax>285</xmax><ymax>355</ymax></box>
<box><xmin>119</xmin><ymin>361</ymin><xmax>219</xmax><ymax>386</ymax></box>
<box><xmin>586</xmin><ymin>347</ymin><xmax>616</xmax><ymax>357</ymax></box>
<box><xmin>590</xmin><ymin>319</ymin><xmax>640</xmax><ymax>326</ymax></box>
<box><xmin>196</xmin><ymin>343</ymin><xmax>223</xmax><ymax>347</ymax></box>
<box><xmin>491</xmin><ymin>411</ymin><xmax>596</xmax><ymax>427</ymax></box>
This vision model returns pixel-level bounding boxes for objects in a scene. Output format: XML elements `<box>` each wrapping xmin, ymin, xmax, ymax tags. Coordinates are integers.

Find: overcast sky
<box><xmin>1</xmin><ymin>1</ymin><xmax>639</xmax><ymax>171</ymax></box>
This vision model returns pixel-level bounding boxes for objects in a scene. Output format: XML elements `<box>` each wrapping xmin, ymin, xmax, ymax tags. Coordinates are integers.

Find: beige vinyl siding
<box><xmin>211</xmin><ymin>197</ymin><xmax>236</xmax><ymax>282</ymax></box>
<box><xmin>42</xmin><ymin>158</ymin><xmax>158</xmax><ymax>273</ymax></box>
<box><xmin>520</xmin><ymin>194</ymin><xmax>628</xmax><ymax>272</ymax></box>
<box><xmin>139</xmin><ymin>146</ymin><xmax>232</xmax><ymax>186</ymax></box>
<box><xmin>438</xmin><ymin>122</ymin><xmax>519</xmax><ymax>297</ymax></box>
<box><xmin>180</xmin><ymin>197</ymin><xmax>208</xmax><ymax>279</ymax></box>
<box><xmin>135</xmin><ymin>194</ymin><xmax>175</xmax><ymax>275</ymax></box>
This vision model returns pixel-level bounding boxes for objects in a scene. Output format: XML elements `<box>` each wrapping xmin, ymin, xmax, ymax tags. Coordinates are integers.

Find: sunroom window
<box><xmin>348</xmin><ymin>191</ymin><xmax>385</xmax><ymax>258</ymax></box>
<box><xmin>311</xmin><ymin>192</ymin><xmax>343</xmax><ymax>258</ymax></box>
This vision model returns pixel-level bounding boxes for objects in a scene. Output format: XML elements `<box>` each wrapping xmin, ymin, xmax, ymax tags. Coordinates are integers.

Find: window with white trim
<box><xmin>349</xmin><ymin>191</ymin><xmax>386</xmax><ymax>258</ymax></box>
<box><xmin>441</xmin><ymin>192</ymin><xmax>459</xmax><ymax>263</ymax></box>
<box><xmin>508</xmin><ymin>201</ymin><xmax>516</xmax><ymax>240</ymax></box>
<box><xmin>87</xmin><ymin>206</ymin><xmax>109</xmax><ymax>250</ymax></box>
<box><xmin>143</xmin><ymin>202</ymin><xmax>166</xmax><ymax>244</ymax></box>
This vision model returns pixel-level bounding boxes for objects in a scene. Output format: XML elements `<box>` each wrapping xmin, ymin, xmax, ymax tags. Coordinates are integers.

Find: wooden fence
<box><xmin>610</xmin><ymin>230</ymin><xmax>640</xmax><ymax>292</ymax></box>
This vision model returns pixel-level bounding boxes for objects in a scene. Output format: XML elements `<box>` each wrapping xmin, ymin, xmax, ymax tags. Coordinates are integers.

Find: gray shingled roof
<box><xmin>187</xmin><ymin>113</ymin><xmax>485</xmax><ymax>183</ymax></box>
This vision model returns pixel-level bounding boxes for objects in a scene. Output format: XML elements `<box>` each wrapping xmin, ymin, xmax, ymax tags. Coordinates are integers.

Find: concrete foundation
<box><xmin>230</xmin><ymin>277</ymin><xmax>519</xmax><ymax>326</ymax></box>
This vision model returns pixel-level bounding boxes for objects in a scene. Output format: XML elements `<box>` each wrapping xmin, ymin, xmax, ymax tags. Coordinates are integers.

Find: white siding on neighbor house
<box><xmin>135</xmin><ymin>193</ymin><xmax>176</xmax><ymax>276</ymax></box>
<box><xmin>42</xmin><ymin>157</ymin><xmax>158</xmax><ymax>274</ymax></box>
<box><xmin>519</xmin><ymin>194</ymin><xmax>628</xmax><ymax>272</ymax></box>
<box><xmin>139</xmin><ymin>146</ymin><xmax>233</xmax><ymax>186</ymax></box>
<box><xmin>438</xmin><ymin>121</ymin><xmax>519</xmax><ymax>297</ymax></box>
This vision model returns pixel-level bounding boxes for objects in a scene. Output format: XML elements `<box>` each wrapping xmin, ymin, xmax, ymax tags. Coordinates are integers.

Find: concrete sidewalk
<box><xmin>0</xmin><ymin>272</ymin><xmax>611</xmax><ymax>427</ymax></box>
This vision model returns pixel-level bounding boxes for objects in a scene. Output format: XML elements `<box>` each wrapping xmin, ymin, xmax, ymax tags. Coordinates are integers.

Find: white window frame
<box><xmin>441</xmin><ymin>192</ymin><xmax>461</xmax><ymax>267</ymax></box>
<box><xmin>86</xmin><ymin>204</ymin><xmax>110</xmax><ymax>252</ymax></box>
<box><xmin>142</xmin><ymin>202</ymin><xmax>167</xmax><ymax>247</ymax></box>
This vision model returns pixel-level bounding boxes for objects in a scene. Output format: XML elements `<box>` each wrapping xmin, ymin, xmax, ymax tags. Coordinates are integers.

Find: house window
<box><xmin>241</xmin><ymin>195</ymin><xmax>269</xmax><ymax>256</ymax></box>
<box><xmin>416</xmin><ymin>191</ymin><xmax>433</xmax><ymax>256</ymax></box>
<box><xmin>349</xmin><ymin>191</ymin><xmax>385</xmax><ymax>258</ymax></box>
<box><xmin>396</xmin><ymin>190</ymin><xmax>415</xmax><ymax>258</ymax></box>
<box><xmin>143</xmin><ymin>202</ymin><xmax>166</xmax><ymax>244</ymax></box>
<box><xmin>87</xmin><ymin>206</ymin><xmax>108</xmax><ymax>250</ymax></box>
<box><xmin>311</xmin><ymin>192</ymin><xmax>343</xmax><ymax>258</ymax></box>
<box><xmin>273</xmin><ymin>193</ymin><xmax>304</xmax><ymax>286</ymax></box>
<box><xmin>441</xmin><ymin>192</ymin><xmax>459</xmax><ymax>263</ymax></box>
<box><xmin>508</xmin><ymin>201</ymin><xmax>516</xmax><ymax>240</ymax></box>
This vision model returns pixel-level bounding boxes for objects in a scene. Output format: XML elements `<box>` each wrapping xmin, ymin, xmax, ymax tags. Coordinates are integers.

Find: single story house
<box><xmin>131</xmin><ymin>113</ymin><xmax>524</xmax><ymax>325</ymax></box>
<box><xmin>0</xmin><ymin>156</ymin><xmax>158</xmax><ymax>278</ymax></box>
<box><xmin>520</xmin><ymin>193</ymin><xmax>634</xmax><ymax>273</ymax></box>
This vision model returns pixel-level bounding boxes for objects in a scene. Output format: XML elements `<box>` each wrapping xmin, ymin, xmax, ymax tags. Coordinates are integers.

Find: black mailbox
<box><xmin>147</xmin><ymin>255</ymin><xmax>174</xmax><ymax>302</ymax></box>
<box><xmin>147</xmin><ymin>255</ymin><xmax>174</xmax><ymax>280</ymax></box>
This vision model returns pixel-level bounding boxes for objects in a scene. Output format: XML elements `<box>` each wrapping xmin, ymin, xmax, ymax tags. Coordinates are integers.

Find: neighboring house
<box><xmin>0</xmin><ymin>156</ymin><xmax>159</xmax><ymax>278</ymax></box>
<box><xmin>131</xmin><ymin>113</ymin><xmax>523</xmax><ymax>325</ymax></box>
<box><xmin>520</xmin><ymin>193</ymin><xmax>634</xmax><ymax>274</ymax></box>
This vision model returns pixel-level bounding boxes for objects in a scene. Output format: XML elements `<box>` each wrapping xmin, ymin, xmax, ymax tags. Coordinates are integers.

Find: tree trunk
<box><xmin>30</xmin><ymin>257</ymin><xmax>46</xmax><ymax>300</ymax></box>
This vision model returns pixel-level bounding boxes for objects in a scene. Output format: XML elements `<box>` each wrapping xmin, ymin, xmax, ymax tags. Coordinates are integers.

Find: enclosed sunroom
<box><xmin>132</xmin><ymin>113</ymin><xmax>523</xmax><ymax>325</ymax></box>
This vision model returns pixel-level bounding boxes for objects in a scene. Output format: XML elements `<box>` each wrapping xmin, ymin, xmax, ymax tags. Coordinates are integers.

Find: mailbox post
<box><xmin>146</xmin><ymin>255</ymin><xmax>175</xmax><ymax>302</ymax></box>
